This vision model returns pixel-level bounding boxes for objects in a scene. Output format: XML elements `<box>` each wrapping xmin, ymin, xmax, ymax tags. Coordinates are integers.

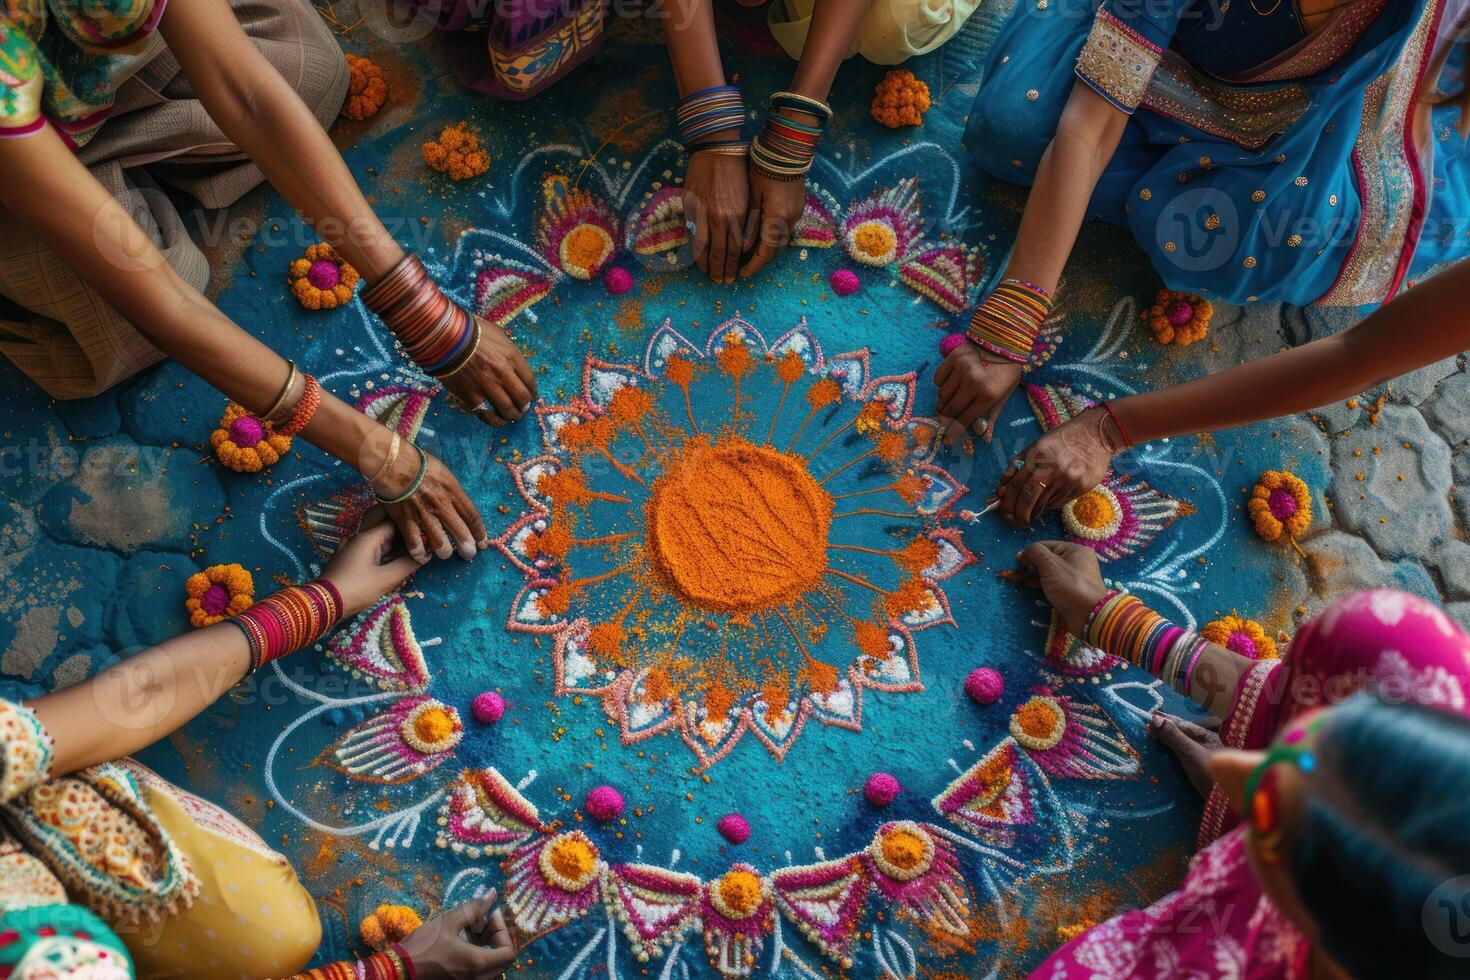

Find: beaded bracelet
<box><xmin>967</xmin><ymin>278</ymin><xmax>1051</xmax><ymax>364</ymax></box>
<box><xmin>277</xmin><ymin>373</ymin><xmax>321</xmax><ymax>437</ymax></box>
<box><xmin>229</xmin><ymin>578</ymin><xmax>344</xmax><ymax>672</ymax></box>
<box><xmin>676</xmin><ymin>84</ymin><xmax>746</xmax><ymax>150</ymax></box>
<box><xmin>362</xmin><ymin>254</ymin><xmax>475</xmax><ymax>376</ymax></box>
<box><xmin>1084</xmin><ymin>590</ymin><xmax>1208</xmax><ymax>696</ymax></box>
<box><xmin>375</xmin><ymin>443</ymin><xmax>429</xmax><ymax>505</ymax></box>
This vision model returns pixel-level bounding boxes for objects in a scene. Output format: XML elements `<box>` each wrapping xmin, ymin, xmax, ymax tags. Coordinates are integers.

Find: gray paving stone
<box><xmin>1388</xmin><ymin>356</ymin><xmax>1463</xmax><ymax>406</ymax></box>
<box><xmin>1450</xmin><ymin>602</ymin><xmax>1470</xmax><ymax>636</ymax></box>
<box><xmin>1431</xmin><ymin>541</ymin><xmax>1470</xmax><ymax>600</ymax></box>
<box><xmin>1425</xmin><ymin>371</ymin><xmax>1470</xmax><ymax>446</ymax></box>
<box><xmin>111</xmin><ymin>551</ymin><xmax>202</xmax><ymax>651</ymax></box>
<box><xmin>37</xmin><ymin>438</ymin><xmax>227</xmax><ymax>555</ymax></box>
<box><xmin>1311</xmin><ymin>399</ymin><xmax>1362</xmax><ymax>436</ymax></box>
<box><xmin>1328</xmin><ymin>407</ymin><xmax>1454</xmax><ymax>559</ymax></box>
<box><xmin>1191</xmin><ymin>301</ymin><xmax>1290</xmax><ymax>377</ymax></box>
<box><xmin>1301</xmin><ymin>530</ymin><xmax>1441</xmax><ymax>621</ymax></box>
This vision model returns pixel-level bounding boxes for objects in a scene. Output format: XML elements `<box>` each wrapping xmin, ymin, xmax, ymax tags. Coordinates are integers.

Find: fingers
<box><xmin>741</xmin><ymin>206</ymin><xmax>762</xmax><ymax>254</ymax></box>
<box><xmin>1017</xmin><ymin>541</ymin><xmax>1061</xmax><ymax>572</ymax></box>
<box><xmin>940</xmin><ymin>391</ymin><xmax>979</xmax><ymax>445</ymax></box>
<box><xmin>720</xmin><ymin>220</ymin><xmax>741</xmax><ymax>284</ymax></box>
<box><xmin>446</xmin><ymin>892</ymin><xmax>497</xmax><ymax>933</ymax></box>
<box><xmin>357</xmin><ymin>506</ymin><xmax>389</xmax><ymax>532</ymax></box>
<box><xmin>498</xmin><ymin>369</ymin><xmax>533</xmax><ymax>418</ymax></box>
<box><xmin>511</xmin><ymin>350</ymin><xmax>537</xmax><ymax>400</ymax></box>
<box><xmin>420</xmin><ymin>512</ymin><xmax>454</xmax><ymax>561</ymax></box>
<box><xmin>396</xmin><ymin>514</ymin><xmax>429</xmax><ymax>564</ymax></box>
<box><xmin>707</xmin><ymin>215</ymin><xmax>730</xmax><ymax>285</ymax></box>
<box><xmin>934</xmin><ymin>355</ymin><xmax>954</xmax><ymax>389</ymax></box>
<box><xmin>481</xmin><ymin>376</ymin><xmax>520</xmax><ymax>422</ymax></box>
<box><xmin>437</xmin><ymin>504</ymin><xmax>478</xmax><ymax>561</ymax></box>
<box><xmin>1147</xmin><ymin>713</ymin><xmax>1204</xmax><ymax>758</ymax></box>
<box><xmin>980</xmin><ymin>399</ymin><xmax>1005</xmax><ymax>445</ymax></box>
<box><xmin>739</xmin><ymin>240</ymin><xmax>779</xmax><ymax>278</ymax></box>
<box><xmin>475</xmin><ymin>407</ymin><xmax>509</xmax><ymax>428</ymax></box>
<box><xmin>455</xmin><ymin>485</ymin><xmax>489</xmax><ymax>549</ymax></box>
<box><xmin>688</xmin><ymin>198</ymin><xmax>710</xmax><ymax>278</ymax></box>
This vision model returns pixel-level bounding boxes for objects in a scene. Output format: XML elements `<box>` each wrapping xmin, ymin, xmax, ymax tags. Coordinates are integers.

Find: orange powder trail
<box><xmin>831</xmin><ymin>543</ymin><xmax>906</xmax><ymax>559</ymax></box>
<box><xmin>819</xmin><ymin>448</ymin><xmax>876</xmax><ymax>486</ymax></box>
<box><xmin>569</xmin><ymin>563</ymin><xmax>637</xmax><ymax>589</ymax></box>
<box><xmin>767</xmin><ymin>381</ymin><xmax>794</xmax><ymax>445</ymax></box>
<box><xmin>786</xmin><ymin>405</ymin><xmax>821</xmax><ymax>453</ymax></box>
<box><xmin>575</xmin><ymin>532</ymin><xmax>638</xmax><ymax>548</ymax></box>
<box><xmin>599</xmin><ymin>446</ymin><xmax>645</xmax><ymax>486</ymax></box>
<box><xmin>826</xmin><ymin>567</ymin><xmax>887</xmax><ymax>594</ymax></box>
<box><xmin>830</xmin><ymin>482</ymin><xmax>904</xmax><ymax>501</ymax></box>
<box><xmin>834</xmin><ymin>507</ymin><xmax>923</xmax><ymax>520</ymax></box>
<box><xmin>774</xmin><ymin>607</ymin><xmax>840</xmax><ymax>695</ymax></box>
<box><xmin>682</xmin><ymin>388</ymin><xmax>700</xmax><ymax>435</ymax></box>
<box><xmin>796</xmin><ymin>595</ymin><xmax>830</xmax><ymax>633</ymax></box>
<box><xmin>805</xmin><ymin>416</ymin><xmax>857</xmax><ymax>463</ymax></box>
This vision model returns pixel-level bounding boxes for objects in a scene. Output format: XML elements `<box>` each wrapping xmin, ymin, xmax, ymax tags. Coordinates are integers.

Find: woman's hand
<box><xmin>739</xmin><ymin>171</ymin><xmax>806</xmax><ymax>277</ymax></box>
<box><xmin>372</xmin><ymin>445</ymin><xmax>487</xmax><ymax>563</ymax></box>
<box><xmin>995</xmin><ymin>406</ymin><xmax>1122</xmax><ymax>525</ymax></box>
<box><xmin>397</xmin><ymin>891</ymin><xmax>517</xmax><ymax>980</ymax></box>
<box><xmin>1013</xmin><ymin>540</ymin><xmax>1108</xmax><ymax>636</ymax></box>
<box><xmin>445</xmin><ymin>312</ymin><xmax>538</xmax><ymax>427</ymax></box>
<box><xmin>933</xmin><ymin>342</ymin><xmax>1023</xmax><ymax>446</ymax></box>
<box><xmin>322</xmin><ymin>516</ymin><xmax>422</xmax><ymax>617</ymax></box>
<box><xmin>1148</xmin><ymin>711</ymin><xmax>1224</xmax><ymax>798</ymax></box>
<box><xmin>684</xmin><ymin>150</ymin><xmax>750</xmax><ymax>284</ymax></box>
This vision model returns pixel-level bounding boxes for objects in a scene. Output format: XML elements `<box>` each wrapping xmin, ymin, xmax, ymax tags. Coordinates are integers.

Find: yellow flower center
<box><xmin>413</xmin><ymin>706</ymin><xmax>457</xmax><ymax>745</ymax></box>
<box><xmin>563</xmin><ymin>224</ymin><xmax>611</xmax><ymax>273</ymax></box>
<box><xmin>879</xmin><ymin>827</ymin><xmax>928</xmax><ymax>872</ymax></box>
<box><xmin>1013</xmin><ymin>698</ymin><xmax>1063</xmax><ymax>741</ymax></box>
<box><xmin>547</xmin><ymin>836</ymin><xmax>597</xmax><ymax>882</ymax></box>
<box><xmin>1070</xmin><ymin>490</ymin><xmax>1116</xmax><ymax>530</ymax></box>
<box><xmin>716</xmin><ymin>870</ymin><xmax>764</xmax><ymax>918</ymax></box>
<box><xmin>852</xmin><ymin>222</ymin><xmax>897</xmax><ymax>259</ymax></box>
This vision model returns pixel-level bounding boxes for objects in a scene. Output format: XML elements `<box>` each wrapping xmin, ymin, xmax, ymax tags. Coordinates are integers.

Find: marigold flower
<box><xmin>185</xmin><ymin>563</ymin><xmax>254</xmax><ymax>628</ymax></box>
<box><xmin>422</xmin><ymin>122</ymin><xmax>490</xmax><ymax>180</ymax></box>
<box><xmin>211</xmin><ymin>402</ymin><xmax>292</xmax><ymax>473</ymax></box>
<box><xmin>1200</xmin><ymin>614</ymin><xmax>1278</xmax><ymax>660</ymax></box>
<box><xmin>287</xmin><ymin>243</ymin><xmax>359</xmax><ymax>310</ymax></box>
<box><xmin>341</xmin><ymin>53</ymin><xmax>388</xmax><ymax>121</ymax></box>
<box><xmin>359</xmin><ymin>903</ymin><xmax>422</xmax><ymax>950</ymax></box>
<box><xmin>1248</xmin><ymin>469</ymin><xmax>1312</xmax><ymax>545</ymax></box>
<box><xmin>1145</xmin><ymin>289</ymin><xmax>1212</xmax><ymax>346</ymax></box>
<box><xmin>870</xmin><ymin>70</ymin><xmax>930</xmax><ymax>128</ymax></box>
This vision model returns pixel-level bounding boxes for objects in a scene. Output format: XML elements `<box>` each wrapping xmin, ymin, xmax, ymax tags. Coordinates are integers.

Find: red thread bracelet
<box><xmin>1101</xmin><ymin>400</ymin><xmax>1133</xmax><ymax>448</ymax></box>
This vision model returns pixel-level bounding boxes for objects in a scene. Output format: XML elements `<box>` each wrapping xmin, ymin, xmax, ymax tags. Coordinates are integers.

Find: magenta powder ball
<box><xmin>227</xmin><ymin>414</ymin><xmax>265</xmax><ymax>446</ymax></box>
<box><xmin>604</xmin><ymin>266</ymin><xmax>634</xmax><ymax>295</ymax></box>
<box><xmin>964</xmin><ymin>667</ymin><xmax>1004</xmax><ymax>705</ymax></box>
<box><xmin>716</xmin><ymin>813</ymin><xmax>750</xmax><ymax>844</ymax></box>
<box><xmin>470</xmin><ymin>691</ymin><xmax>506</xmax><ymax>724</ymax></box>
<box><xmin>306</xmin><ymin>259</ymin><xmax>341</xmax><ymax>290</ymax></box>
<box><xmin>863</xmin><ymin>772</ymin><xmax>901</xmax><ymax>806</ymax></box>
<box><xmin>829</xmin><ymin>269</ymin><xmax>860</xmax><ymax>296</ymax></box>
<box><xmin>938</xmin><ymin>333</ymin><xmax>968</xmax><ymax>358</ymax></box>
<box><xmin>584</xmin><ymin>785</ymin><xmax>625</xmax><ymax>822</ymax></box>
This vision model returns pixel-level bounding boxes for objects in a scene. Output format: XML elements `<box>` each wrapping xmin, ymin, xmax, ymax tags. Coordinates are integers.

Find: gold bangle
<box><xmin>431</xmin><ymin>318</ymin><xmax>482</xmax><ymax>379</ymax></box>
<box><xmin>262</xmin><ymin>361</ymin><xmax>298</xmax><ymax>424</ymax></box>
<box><xmin>366</xmin><ymin>430</ymin><xmax>402</xmax><ymax>488</ymax></box>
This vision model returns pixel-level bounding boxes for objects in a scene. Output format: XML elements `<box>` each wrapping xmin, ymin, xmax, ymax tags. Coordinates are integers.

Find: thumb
<box><xmin>1017</xmin><ymin>542</ymin><xmax>1061</xmax><ymax>572</ymax></box>
<box><xmin>445</xmin><ymin>892</ymin><xmax>497</xmax><ymax>933</ymax></box>
<box><xmin>1149</xmin><ymin>714</ymin><xmax>1198</xmax><ymax>755</ymax></box>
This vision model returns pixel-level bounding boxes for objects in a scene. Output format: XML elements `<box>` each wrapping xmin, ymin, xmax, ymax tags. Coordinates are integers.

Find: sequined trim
<box><xmin>1074</xmin><ymin>9</ymin><xmax>1160</xmax><ymax>113</ymax></box>
<box><xmin>1197</xmin><ymin>659</ymin><xmax>1276</xmax><ymax>847</ymax></box>
<box><xmin>1141</xmin><ymin>52</ymin><xmax>1311</xmax><ymax>151</ymax></box>
<box><xmin>1319</xmin><ymin>0</ymin><xmax>1442</xmax><ymax>306</ymax></box>
<box><xmin>0</xmin><ymin>700</ymin><xmax>52</xmax><ymax>805</ymax></box>
<box><xmin>117</xmin><ymin>759</ymin><xmax>286</xmax><ymax>866</ymax></box>
<box><xmin>1226</xmin><ymin>0</ymin><xmax>1387</xmax><ymax>83</ymax></box>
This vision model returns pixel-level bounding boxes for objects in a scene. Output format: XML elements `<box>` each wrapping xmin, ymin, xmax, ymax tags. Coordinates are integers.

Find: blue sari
<box><xmin>964</xmin><ymin>0</ymin><xmax>1470</xmax><ymax>307</ymax></box>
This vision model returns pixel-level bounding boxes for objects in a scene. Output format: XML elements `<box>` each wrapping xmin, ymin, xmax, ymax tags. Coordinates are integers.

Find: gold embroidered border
<box><xmin>1141</xmin><ymin>52</ymin><xmax>1311</xmax><ymax>151</ymax></box>
<box><xmin>1075</xmin><ymin>9</ymin><xmax>1161</xmax><ymax>112</ymax></box>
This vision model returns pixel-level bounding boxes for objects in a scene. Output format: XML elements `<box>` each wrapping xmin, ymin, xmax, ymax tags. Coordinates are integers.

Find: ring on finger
<box><xmin>1013</xmin><ymin>458</ymin><xmax>1025</xmax><ymax>471</ymax></box>
<box><xmin>972</xmin><ymin>418</ymin><xmax>988</xmax><ymax>434</ymax></box>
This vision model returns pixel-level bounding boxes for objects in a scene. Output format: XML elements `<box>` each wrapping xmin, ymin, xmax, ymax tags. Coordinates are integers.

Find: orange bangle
<box><xmin>279</xmin><ymin>374</ymin><xmax>321</xmax><ymax>437</ymax></box>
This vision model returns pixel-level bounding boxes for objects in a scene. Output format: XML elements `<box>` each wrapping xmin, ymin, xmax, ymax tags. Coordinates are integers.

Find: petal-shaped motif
<box><xmin>504</xmin><ymin>830</ymin><xmax>607</xmax><ymax>934</ymax></box>
<box><xmin>1040</xmin><ymin>610</ymin><xmax>1122</xmax><ymax>684</ymax></box>
<box><xmin>602</xmin><ymin>863</ymin><xmax>702</xmax><ymax>961</ymax></box>
<box><xmin>318</xmin><ymin>695</ymin><xmax>461</xmax><ymax>785</ymax></box>
<box><xmin>1023</xmin><ymin>381</ymin><xmax>1096</xmax><ymax>433</ymax></box>
<box><xmin>747</xmin><ymin>697</ymin><xmax>810</xmax><ymax>761</ymax></box>
<box><xmin>295</xmin><ymin>486</ymin><xmax>375</xmax><ymax>557</ymax></box>
<box><xmin>626</xmin><ymin>186</ymin><xmax>688</xmax><ymax>257</ymax></box>
<box><xmin>765</xmin><ymin>318</ymin><xmax>825</xmax><ymax>373</ymax></box>
<box><xmin>536</xmin><ymin>178</ymin><xmax>620</xmax><ymax>280</ymax></box>
<box><xmin>701</xmin><ymin>865</ymin><xmax>776</xmax><ymax>979</ymax></box>
<box><xmin>841</xmin><ymin>177</ymin><xmax>923</xmax><ymax>267</ymax></box>
<box><xmin>860</xmin><ymin>372</ymin><xmax>917</xmax><ymax>428</ymax></box>
<box><xmin>325</xmin><ymin>594</ymin><xmax>430</xmax><ymax>693</ymax></box>
<box><xmin>434</xmin><ymin>767</ymin><xmax>542</xmax><ymax>857</ymax></box>
<box><xmin>1062</xmin><ymin>478</ymin><xmax>1193</xmax><ymax>562</ymax></box>
<box><xmin>1009</xmin><ymin>688</ymin><xmax>1141</xmax><ymax>779</ymax></box>
<box><xmin>771</xmin><ymin>855</ymin><xmax>870</xmax><ymax>966</ymax></box>
<box><xmin>474</xmin><ymin>257</ymin><xmax>553</xmax><ymax>328</ymax></box>
<box><xmin>899</xmin><ymin>243</ymin><xmax>983</xmax><ymax>313</ymax></box>
<box><xmin>354</xmin><ymin>383</ymin><xmax>437</xmax><ymax>441</ymax></box>
<box><xmin>643</xmin><ymin>319</ymin><xmax>703</xmax><ymax>375</ymax></box>
<box><xmin>703</xmin><ymin>318</ymin><xmax>769</xmax><ymax>357</ymax></box>
<box><xmin>924</xmin><ymin>527</ymin><xmax>978</xmax><ymax>581</ymax></box>
<box><xmin>863</xmin><ymin>821</ymin><xmax>970</xmax><ymax>939</ymax></box>
<box><xmin>791</xmin><ymin>184</ymin><xmax>840</xmax><ymax>248</ymax></box>
<box><xmin>931</xmin><ymin>738</ymin><xmax>1043</xmax><ymax>842</ymax></box>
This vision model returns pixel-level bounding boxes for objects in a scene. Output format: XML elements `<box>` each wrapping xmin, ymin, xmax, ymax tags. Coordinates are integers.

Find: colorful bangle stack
<box><xmin>362</xmin><ymin>254</ymin><xmax>478</xmax><ymax>377</ymax></box>
<box><xmin>277</xmin><ymin>373</ymin><xmax>321</xmax><ymax>437</ymax></box>
<box><xmin>289</xmin><ymin>947</ymin><xmax>413</xmax><ymax>980</ymax></box>
<box><xmin>229</xmin><ymin>578</ymin><xmax>344</xmax><ymax>672</ymax></box>
<box><xmin>676</xmin><ymin>84</ymin><xmax>746</xmax><ymax>152</ymax></box>
<box><xmin>1085</xmin><ymin>589</ymin><xmax>1208</xmax><ymax>696</ymax></box>
<box><xmin>966</xmin><ymin>278</ymin><xmax>1052</xmax><ymax>364</ymax></box>
<box><xmin>748</xmin><ymin>91</ymin><xmax>831</xmax><ymax>181</ymax></box>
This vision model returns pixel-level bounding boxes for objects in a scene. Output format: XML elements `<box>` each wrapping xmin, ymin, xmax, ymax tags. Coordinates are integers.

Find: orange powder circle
<box><xmin>645</xmin><ymin>437</ymin><xmax>833</xmax><ymax>614</ymax></box>
<box><xmin>562</xmin><ymin>224</ymin><xmax>612</xmax><ymax>273</ymax></box>
<box><xmin>548</xmin><ymin>836</ymin><xmax>597</xmax><ymax>881</ymax></box>
<box><xmin>1069</xmin><ymin>489</ymin><xmax>1115</xmax><ymax>530</ymax></box>
<box><xmin>879</xmin><ymin>827</ymin><xmax>927</xmax><ymax>871</ymax></box>
<box><xmin>1013</xmin><ymin>699</ymin><xmax>1063</xmax><ymax>740</ymax></box>
<box><xmin>717</xmin><ymin>870</ymin><xmax>764</xmax><ymax>918</ymax></box>
<box><xmin>852</xmin><ymin>222</ymin><xmax>897</xmax><ymax>259</ymax></box>
<box><xmin>413</xmin><ymin>706</ymin><xmax>457</xmax><ymax>744</ymax></box>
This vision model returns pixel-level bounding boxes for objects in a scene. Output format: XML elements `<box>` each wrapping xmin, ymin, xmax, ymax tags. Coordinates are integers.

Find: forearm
<box><xmin>786</xmin><ymin>0</ymin><xmax>872</xmax><ymax>103</ymax></box>
<box><xmin>158</xmin><ymin>0</ymin><xmax>404</xmax><ymax>281</ymax></box>
<box><xmin>660</xmin><ymin>0</ymin><xmax>727</xmax><ymax>95</ymax></box>
<box><xmin>27</xmin><ymin>623</ymin><xmax>250</xmax><ymax>775</ymax></box>
<box><xmin>1114</xmin><ymin>258</ymin><xmax>1470</xmax><ymax>443</ymax></box>
<box><xmin>1004</xmin><ymin>83</ymin><xmax>1127</xmax><ymax>294</ymax></box>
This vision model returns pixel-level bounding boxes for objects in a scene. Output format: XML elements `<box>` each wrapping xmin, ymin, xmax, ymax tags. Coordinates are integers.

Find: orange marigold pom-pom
<box><xmin>287</xmin><ymin>243</ymin><xmax>360</xmax><ymax>310</ymax></box>
<box><xmin>870</xmin><ymin>70</ymin><xmax>931</xmax><ymax>128</ymax></box>
<box><xmin>211</xmin><ymin>402</ymin><xmax>293</xmax><ymax>473</ymax></box>
<box><xmin>359</xmin><ymin>904</ymin><xmax>423</xmax><ymax>951</ymax></box>
<box><xmin>1247</xmin><ymin>469</ymin><xmax>1313</xmax><ymax>546</ymax></box>
<box><xmin>185</xmin><ymin>563</ymin><xmax>254</xmax><ymax>628</ymax></box>
<box><xmin>341</xmin><ymin>53</ymin><xmax>388</xmax><ymax>121</ymax></box>
<box><xmin>422</xmin><ymin>122</ymin><xmax>490</xmax><ymax>180</ymax></box>
<box><xmin>1200</xmin><ymin>614</ymin><xmax>1279</xmax><ymax>661</ymax></box>
<box><xmin>1145</xmin><ymin>289</ymin><xmax>1213</xmax><ymax>346</ymax></box>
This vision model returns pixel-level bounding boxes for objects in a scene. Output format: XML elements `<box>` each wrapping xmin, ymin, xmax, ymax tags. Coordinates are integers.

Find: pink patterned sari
<box><xmin>1033</xmin><ymin>589</ymin><xmax>1470</xmax><ymax>979</ymax></box>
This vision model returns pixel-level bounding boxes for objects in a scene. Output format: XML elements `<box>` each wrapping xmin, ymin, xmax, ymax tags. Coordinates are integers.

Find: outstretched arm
<box><xmin>739</xmin><ymin>0</ymin><xmax>872</xmax><ymax>276</ymax></box>
<box><xmin>935</xmin><ymin>83</ymin><xmax>1128</xmax><ymax>445</ymax></box>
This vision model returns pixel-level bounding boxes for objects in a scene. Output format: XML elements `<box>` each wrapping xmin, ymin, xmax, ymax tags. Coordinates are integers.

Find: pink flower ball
<box><xmin>1268</xmin><ymin>487</ymin><xmax>1299</xmax><ymax>520</ymax></box>
<box><xmin>584</xmin><ymin>785</ymin><xmax>625</xmax><ymax>822</ymax></box>
<box><xmin>227</xmin><ymin>414</ymin><xmax>265</xmax><ymax>446</ymax></box>
<box><xmin>863</xmin><ymin>772</ymin><xmax>901</xmax><ymax>806</ymax></box>
<box><xmin>964</xmin><ymin>667</ymin><xmax>1004</xmax><ymax>706</ymax></box>
<box><xmin>716</xmin><ymin>813</ymin><xmax>750</xmax><ymax>844</ymax></box>
<box><xmin>470</xmin><ymin>691</ymin><xmax>506</xmax><ymax>724</ymax></box>
<box><xmin>939</xmin><ymin>333</ymin><xmax>968</xmax><ymax>358</ymax></box>
<box><xmin>200</xmin><ymin>583</ymin><xmax>232</xmax><ymax>616</ymax></box>
<box><xmin>603</xmin><ymin>266</ymin><xmax>634</xmax><ymax>295</ymax></box>
<box><xmin>829</xmin><ymin>269</ymin><xmax>861</xmax><ymax>296</ymax></box>
<box><xmin>1166</xmin><ymin>299</ymin><xmax>1195</xmax><ymax>327</ymax></box>
<box><xmin>307</xmin><ymin>259</ymin><xmax>341</xmax><ymax>290</ymax></box>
